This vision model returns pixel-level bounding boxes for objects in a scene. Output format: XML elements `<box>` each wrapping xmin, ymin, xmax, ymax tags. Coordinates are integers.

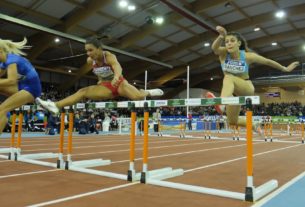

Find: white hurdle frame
<box><xmin>14</xmin><ymin>106</ymin><xmax>63</xmax><ymax>168</ymax></box>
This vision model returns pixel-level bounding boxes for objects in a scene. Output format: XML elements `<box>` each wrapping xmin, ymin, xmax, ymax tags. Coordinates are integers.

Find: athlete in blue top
<box><xmin>0</xmin><ymin>38</ymin><xmax>42</xmax><ymax>134</ymax></box>
<box><xmin>206</xmin><ymin>26</ymin><xmax>299</xmax><ymax>134</ymax></box>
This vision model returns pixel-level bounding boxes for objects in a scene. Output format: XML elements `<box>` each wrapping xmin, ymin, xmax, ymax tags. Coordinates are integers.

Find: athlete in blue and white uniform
<box><xmin>206</xmin><ymin>25</ymin><xmax>299</xmax><ymax>134</ymax></box>
<box><xmin>0</xmin><ymin>38</ymin><xmax>42</xmax><ymax>134</ymax></box>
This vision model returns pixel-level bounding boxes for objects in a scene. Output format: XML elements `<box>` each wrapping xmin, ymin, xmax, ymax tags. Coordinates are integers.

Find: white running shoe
<box><xmin>36</xmin><ymin>98</ymin><xmax>59</xmax><ymax>115</ymax></box>
<box><xmin>146</xmin><ymin>89</ymin><xmax>164</xmax><ymax>97</ymax></box>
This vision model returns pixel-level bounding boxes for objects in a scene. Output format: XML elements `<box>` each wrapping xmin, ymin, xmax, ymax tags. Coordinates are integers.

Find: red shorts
<box><xmin>100</xmin><ymin>76</ymin><xmax>125</xmax><ymax>97</ymax></box>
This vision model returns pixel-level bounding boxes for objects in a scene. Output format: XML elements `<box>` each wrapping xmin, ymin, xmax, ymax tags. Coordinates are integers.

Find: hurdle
<box><xmin>62</xmin><ymin>106</ymin><xmax>120</xmax><ymax>178</ymax></box>
<box><xmin>66</xmin><ymin>102</ymin><xmax>183</xmax><ymax>181</ymax></box>
<box><xmin>142</xmin><ymin>97</ymin><xmax>278</xmax><ymax>202</ymax></box>
<box><xmin>15</xmin><ymin>106</ymin><xmax>62</xmax><ymax>168</ymax></box>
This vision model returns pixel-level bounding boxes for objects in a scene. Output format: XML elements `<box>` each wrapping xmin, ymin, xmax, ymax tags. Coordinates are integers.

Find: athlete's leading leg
<box><xmin>37</xmin><ymin>85</ymin><xmax>113</xmax><ymax>114</ymax></box>
<box><xmin>56</xmin><ymin>85</ymin><xmax>113</xmax><ymax>108</ymax></box>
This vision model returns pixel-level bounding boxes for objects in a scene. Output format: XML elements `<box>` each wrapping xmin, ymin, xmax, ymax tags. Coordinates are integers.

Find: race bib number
<box><xmin>223</xmin><ymin>59</ymin><xmax>246</xmax><ymax>74</ymax></box>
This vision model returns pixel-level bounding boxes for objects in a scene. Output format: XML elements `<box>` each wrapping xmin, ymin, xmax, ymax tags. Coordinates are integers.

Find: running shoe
<box><xmin>205</xmin><ymin>92</ymin><xmax>224</xmax><ymax>114</ymax></box>
<box><xmin>36</xmin><ymin>98</ymin><xmax>59</xmax><ymax>115</ymax></box>
<box><xmin>146</xmin><ymin>89</ymin><xmax>164</xmax><ymax>96</ymax></box>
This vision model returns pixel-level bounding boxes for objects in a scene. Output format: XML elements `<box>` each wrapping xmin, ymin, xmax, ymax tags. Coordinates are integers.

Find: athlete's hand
<box><xmin>216</xmin><ymin>26</ymin><xmax>227</xmax><ymax>38</ymax></box>
<box><xmin>111</xmin><ymin>76</ymin><xmax>119</xmax><ymax>87</ymax></box>
<box><xmin>284</xmin><ymin>61</ymin><xmax>300</xmax><ymax>72</ymax></box>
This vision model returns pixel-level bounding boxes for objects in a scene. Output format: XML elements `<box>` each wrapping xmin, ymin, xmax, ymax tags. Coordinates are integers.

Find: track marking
<box><xmin>185</xmin><ymin>143</ymin><xmax>301</xmax><ymax>172</ymax></box>
<box><xmin>0</xmin><ymin>169</ymin><xmax>60</xmax><ymax>179</ymax></box>
<box><xmin>27</xmin><ymin>182</ymin><xmax>138</xmax><ymax>207</ymax></box>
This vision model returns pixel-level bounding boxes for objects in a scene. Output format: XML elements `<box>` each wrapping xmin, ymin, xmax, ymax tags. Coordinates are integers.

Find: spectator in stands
<box><xmin>0</xmin><ymin>38</ymin><xmax>42</xmax><ymax>135</ymax></box>
<box><xmin>88</xmin><ymin>113</ymin><xmax>99</xmax><ymax>134</ymax></box>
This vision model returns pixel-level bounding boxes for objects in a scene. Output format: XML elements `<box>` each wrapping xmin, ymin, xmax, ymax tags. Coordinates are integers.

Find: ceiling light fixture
<box><xmin>119</xmin><ymin>0</ymin><xmax>128</xmax><ymax>8</ymax></box>
<box><xmin>155</xmin><ymin>17</ymin><xmax>164</xmax><ymax>25</ymax></box>
<box><xmin>271</xmin><ymin>42</ymin><xmax>278</xmax><ymax>46</ymax></box>
<box><xmin>127</xmin><ymin>5</ymin><xmax>136</xmax><ymax>11</ymax></box>
<box><xmin>204</xmin><ymin>42</ymin><xmax>210</xmax><ymax>47</ymax></box>
<box><xmin>275</xmin><ymin>10</ymin><xmax>286</xmax><ymax>18</ymax></box>
<box><xmin>254</xmin><ymin>26</ymin><xmax>260</xmax><ymax>31</ymax></box>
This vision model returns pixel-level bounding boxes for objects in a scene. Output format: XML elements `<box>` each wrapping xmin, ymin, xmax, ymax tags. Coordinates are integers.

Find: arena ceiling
<box><xmin>0</xmin><ymin>0</ymin><xmax>305</xmax><ymax>98</ymax></box>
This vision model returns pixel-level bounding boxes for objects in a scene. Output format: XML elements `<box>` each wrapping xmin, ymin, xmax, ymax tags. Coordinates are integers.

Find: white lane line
<box><xmin>0</xmin><ymin>169</ymin><xmax>60</xmax><ymax>179</ymax></box>
<box><xmin>112</xmin><ymin>142</ymin><xmax>250</xmax><ymax>164</ymax></box>
<box><xmin>74</xmin><ymin>140</ymin><xmax>231</xmax><ymax>157</ymax></box>
<box><xmin>27</xmin><ymin>182</ymin><xmax>138</xmax><ymax>207</ymax></box>
<box><xmin>20</xmin><ymin>138</ymin><xmax>198</xmax><ymax>152</ymax></box>
<box><xmin>185</xmin><ymin>143</ymin><xmax>301</xmax><ymax>173</ymax></box>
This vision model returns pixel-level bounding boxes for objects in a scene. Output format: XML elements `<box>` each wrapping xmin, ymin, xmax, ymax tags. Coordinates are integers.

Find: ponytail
<box><xmin>0</xmin><ymin>38</ymin><xmax>30</xmax><ymax>56</ymax></box>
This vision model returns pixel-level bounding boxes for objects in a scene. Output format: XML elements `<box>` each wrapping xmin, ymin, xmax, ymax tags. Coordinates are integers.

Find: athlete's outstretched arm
<box><xmin>247</xmin><ymin>52</ymin><xmax>299</xmax><ymax>72</ymax></box>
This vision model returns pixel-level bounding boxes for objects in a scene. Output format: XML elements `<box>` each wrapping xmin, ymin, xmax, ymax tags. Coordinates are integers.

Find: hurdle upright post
<box><xmin>15</xmin><ymin>109</ymin><xmax>24</xmax><ymax>160</ymax></box>
<box><xmin>65</xmin><ymin>106</ymin><xmax>74</xmax><ymax>170</ymax></box>
<box><xmin>9</xmin><ymin>110</ymin><xmax>17</xmax><ymax>160</ymax></box>
<box><xmin>57</xmin><ymin>108</ymin><xmax>66</xmax><ymax>168</ymax></box>
<box><xmin>141</xmin><ymin>102</ymin><xmax>149</xmax><ymax>183</ymax></box>
<box><xmin>245</xmin><ymin>98</ymin><xmax>254</xmax><ymax>201</ymax></box>
<box><xmin>127</xmin><ymin>103</ymin><xmax>137</xmax><ymax>181</ymax></box>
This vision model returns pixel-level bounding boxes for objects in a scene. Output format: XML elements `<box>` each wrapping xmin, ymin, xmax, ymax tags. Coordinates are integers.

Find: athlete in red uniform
<box><xmin>36</xmin><ymin>37</ymin><xmax>163</xmax><ymax>114</ymax></box>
